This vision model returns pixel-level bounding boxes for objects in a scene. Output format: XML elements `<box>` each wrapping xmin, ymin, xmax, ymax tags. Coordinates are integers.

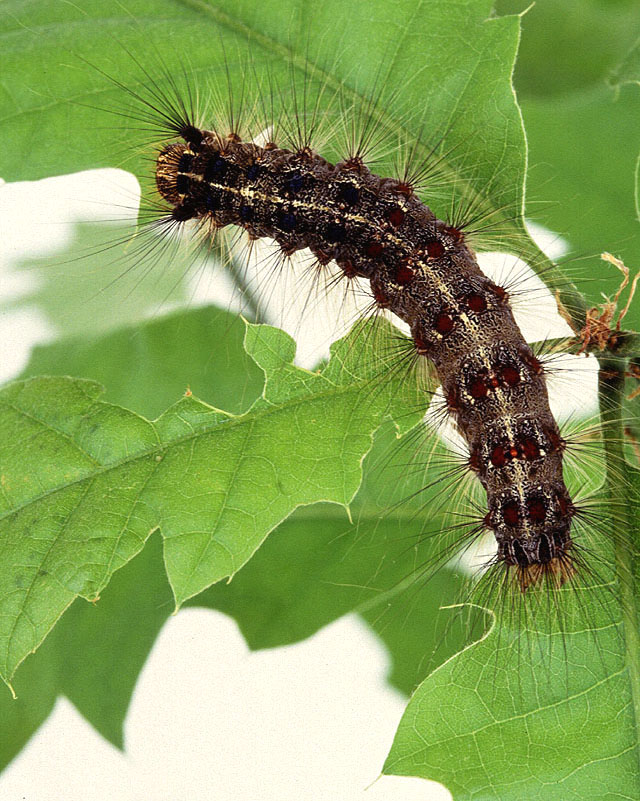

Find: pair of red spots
<box><xmin>370</xmin><ymin>259</ymin><xmax>417</xmax><ymax>289</ymax></box>
<box><xmin>434</xmin><ymin>293</ymin><xmax>488</xmax><ymax>336</ymax></box>
<box><xmin>469</xmin><ymin>364</ymin><xmax>520</xmax><ymax>400</ymax></box>
<box><xmin>503</xmin><ymin>496</ymin><xmax>547</xmax><ymax>527</ymax></box>
<box><xmin>374</xmin><ymin>238</ymin><xmax>446</xmax><ymax>264</ymax></box>
<box><xmin>490</xmin><ymin>437</ymin><xmax>540</xmax><ymax>468</ymax></box>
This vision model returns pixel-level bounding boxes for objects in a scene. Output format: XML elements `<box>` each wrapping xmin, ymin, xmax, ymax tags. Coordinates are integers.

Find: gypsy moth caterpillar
<box><xmin>12</xmin><ymin>14</ymin><xmax>638</xmax><ymax>654</ymax></box>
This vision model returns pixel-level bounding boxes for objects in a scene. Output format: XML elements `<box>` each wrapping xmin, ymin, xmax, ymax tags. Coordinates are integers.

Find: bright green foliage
<box><xmin>521</xmin><ymin>87</ymin><xmax>640</xmax><ymax>323</ymax></box>
<box><xmin>5</xmin><ymin>306</ymin><xmax>468</xmax><ymax>772</ymax></box>
<box><xmin>496</xmin><ymin>0</ymin><xmax>640</xmax><ymax>97</ymax></box>
<box><xmin>22</xmin><ymin>305</ymin><xmax>264</xmax><ymax>419</ymax></box>
<box><xmin>610</xmin><ymin>34</ymin><xmax>640</xmax><ymax>89</ymax></box>
<box><xmin>0</xmin><ymin>317</ymin><xmax>424</xmax><ymax>687</ymax></box>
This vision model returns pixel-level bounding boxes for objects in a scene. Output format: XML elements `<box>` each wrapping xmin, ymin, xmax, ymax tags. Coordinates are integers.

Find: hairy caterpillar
<box><xmin>104</xmin><ymin>55</ymin><xmax>607</xmax><ymax>605</ymax></box>
<box><xmin>32</xmin><ymin>35</ymin><xmax>635</xmax><ymax>622</ymax></box>
<box><xmin>9</xmin><ymin>11</ymin><xmax>638</xmax><ymax>652</ymax></box>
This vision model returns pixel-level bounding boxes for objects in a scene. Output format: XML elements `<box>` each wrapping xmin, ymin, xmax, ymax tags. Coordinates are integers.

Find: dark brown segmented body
<box><xmin>156</xmin><ymin>129</ymin><xmax>576</xmax><ymax>588</ymax></box>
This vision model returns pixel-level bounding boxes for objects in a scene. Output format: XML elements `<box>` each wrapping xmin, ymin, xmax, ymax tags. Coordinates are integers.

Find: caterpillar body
<box><xmin>155</xmin><ymin>127</ymin><xmax>575</xmax><ymax>591</ymax></box>
<box><xmin>13</xmin><ymin>11</ymin><xmax>635</xmax><ymax>651</ymax></box>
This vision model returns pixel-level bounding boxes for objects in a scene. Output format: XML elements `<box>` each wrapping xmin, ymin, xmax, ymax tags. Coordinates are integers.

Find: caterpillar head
<box><xmin>156</xmin><ymin>142</ymin><xmax>188</xmax><ymax>205</ymax></box>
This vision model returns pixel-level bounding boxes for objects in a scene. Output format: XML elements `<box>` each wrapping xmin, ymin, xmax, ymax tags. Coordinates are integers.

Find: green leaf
<box><xmin>193</xmin><ymin>422</ymin><xmax>477</xmax><ymax>695</ymax></box>
<box><xmin>0</xmin><ymin>305</ymin><xmax>260</xmax><ymax>765</ymax></box>
<box><xmin>496</xmin><ymin>0</ymin><xmax>640</xmax><ymax>97</ymax></box>
<box><xmin>0</xmin><ymin>316</ymin><xmax>423</xmax><ymax>687</ymax></box>
<box><xmin>521</xmin><ymin>86</ymin><xmax>640</xmax><ymax>324</ymax></box>
<box><xmin>2</xmin><ymin>0</ymin><xmax>587</xmax><ymax>324</ymax></box>
<box><xmin>0</xmin><ymin>532</ymin><xmax>172</xmax><ymax>768</ymax></box>
<box><xmin>22</xmin><ymin>303</ymin><xmax>264</xmax><ymax>419</ymax></box>
<box><xmin>610</xmin><ymin>34</ymin><xmax>640</xmax><ymax>89</ymax></box>
<box><xmin>1</xmin><ymin>309</ymin><xmax>466</xmax><ymax>770</ymax></box>
<box><xmin>384</xmin><ymin>573</ymin><xmax>640</xmax><ymax>800</ymax></box>
<box><xmin>496</xmin><ymin>0</ymin><xmax>640</xmax><ymax>323</ymax></box>
<box><xmin>6</xmin><ymin>305</ymin><xmax>469</xmax><ymax>768</ymax></box>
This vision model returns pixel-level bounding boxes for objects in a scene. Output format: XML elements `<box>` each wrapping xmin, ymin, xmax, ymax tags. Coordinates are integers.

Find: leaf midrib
<box><xmin>0</xmin><ymin>370</ymin><xmax>391</xmax><ymax>525</ymax></box>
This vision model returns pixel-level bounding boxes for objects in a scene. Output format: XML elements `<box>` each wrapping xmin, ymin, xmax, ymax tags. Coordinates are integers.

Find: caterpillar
<box><xmin>135</xmin><ymin>63</ymin><xmax>612</xmax><ymax>611</ymax></box>
<box><xmin>39</xmin><ymin>41</ymin><xmax>632</xmax><ymax>614</ymax></box>
<box><xmin>10</xmin><ymin>16</ymin><xmax>636</xmax><ymax>650</ymax></box>
<box><xmin>156</xmin><ymin>122</ymin><xmax>579</xmax><ymax>591</ymax></box>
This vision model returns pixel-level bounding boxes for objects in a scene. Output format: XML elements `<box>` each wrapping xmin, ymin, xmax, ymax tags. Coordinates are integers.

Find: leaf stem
<box><xmin>531</xmin><ymin>330</ymin><xmax>640</xmax><ymax>358</ymax></box>
<box><xmin>598</xmin><ymin>354</ymin><xmax>640</xmax><ymax>761</ymax></box>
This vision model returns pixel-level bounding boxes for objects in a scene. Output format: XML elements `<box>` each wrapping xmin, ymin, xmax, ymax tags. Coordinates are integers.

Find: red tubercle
<box><xmin>342</xmin><ymin>155</ymin><xmax>365</xmax><ymax>172</ymax></box>
<box><xmin>395</xmin><ymin>181</ymin><xmax>414</xmax><ymax>197</ymax></box>
<box><xmin>340</xmin><ymin>259</ymin><xmax>357</xmax><ymax>278</ymax></box>
<box><xmin>373</xmin><ymin>284</ymin><xmax>389</xmax><ymax>308</ymax></box>
<box><xmin>520</xmin><ymin>438</ymin><xmax>540</xmax><ymax>461</ymax></box>
<box><xmin>444</xmin><ymin>225</ymin><xmax>464</xmax><ymax>242</ymax></box>
<box><xmin>490</xmin><ymin>437</ymin><xmax>540</xmax><ymax>468</ymax></box>
<box><xmin>387</xmin><ymin>206</ymin><xmax>405</xmax><ymax>227</ymax></box>
<box><xmin>557</xmin><ymin>492</ymin><xmax>575</xmax><ymax>517</ymax></box>
<box><xmin>521</xmin><ymin>348</ymin><xmax>543</xmax><ymax>375</ymax></box>
<box><xmin>413</xmin><ymin>333</ymin><xmax>430</xmax><ymax>354</ymax></box>
<box><xmin>490</xmin><ymin>376</ymin><xmax>500</xmax><ymax>389</ymax></box>
<box><xmin>527</xmin><ymin>498</ymin><xmax>547</xmax><ymax>522</ymax></box>
<box><xmin>503</xmin><ymin>501</ymin><xmax>520</xmax><ymax>526</ymax></box>
<box><xmin>366</xmin><ymin>240</ymin><xmax>384</xmax><ymax>258</ymax></box>
<box><xmin>296</xmin><ymin>145</ymin><xmax>314</xmax><ymax>161</ymax></box>
<box><xmin>490</xmin><ymin>283</ymin><xmax>508</xmax><ymax>302</ymax></box>
<box><xmin>467</xmin><ymin>293</ymin><xmax>487</xmax><ymax>313</ymax></box>
<box><xmin>469</xmin><ymin>378</ymin><xmax>488</xmax><ymax>399</ymax></box>
<box><xmin>395</xmin><ymin>263</ymin><xmax>415</xmax><ymax>285</ymax></box>
<box><xmin>434</xmin><ymin>311</ymin><xmax>454</xmax><ymax>334</ymax></box>
<box><xmin>315</xmin><ymin>249</ymin><xmax>332</xmax><ymax>267</ymax></box>
<box><xmin>547</xmin><ymin>428</ymin><xmax>565</xmax><ymax>453</ymax></box>
<box><xmin>426</xmin><ymin>240</ymin><xmax>445</xmax><ymax>259</ymax></box>
<box><xmin>490</xmin><ymin>444</ymin><xmax>507</xmax><ymax>468</ymax></box>
<box><xmin>500</xmin><ymin>366</ymin><xmax>521</xmax><ymax>387</ymax></box>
